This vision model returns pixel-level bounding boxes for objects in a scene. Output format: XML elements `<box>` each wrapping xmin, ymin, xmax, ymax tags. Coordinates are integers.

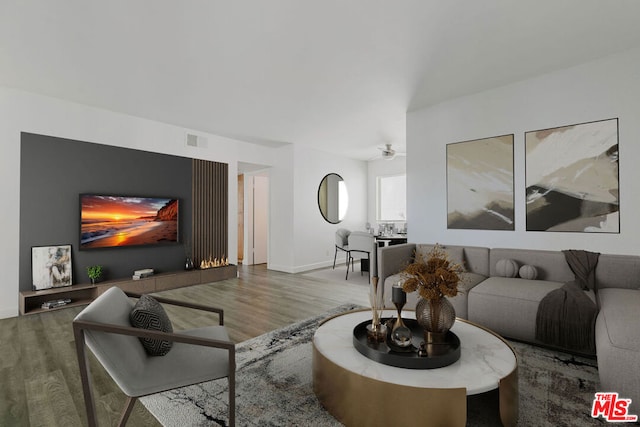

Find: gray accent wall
<box><xmin>19</xmin><ymin>132</ymin><xmax>193</xmax><ymax>291</ymax></box>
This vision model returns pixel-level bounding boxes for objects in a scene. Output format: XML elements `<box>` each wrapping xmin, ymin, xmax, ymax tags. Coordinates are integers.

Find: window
<box><xmin>376</xmin><ymin>174</ymin><xmax>406</xmax><ymax>221</ymax></box>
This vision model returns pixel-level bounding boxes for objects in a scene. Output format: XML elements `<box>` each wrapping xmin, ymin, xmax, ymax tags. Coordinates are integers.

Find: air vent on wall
<box><xmin>186</xmin><ymin>133</ymin><xmax>198</xmax><ymax>147</ymax></box>
<box><xmin>186</xmin><ymin>133</ymin><xmax>208</xmax><ymax>148</ymax></box>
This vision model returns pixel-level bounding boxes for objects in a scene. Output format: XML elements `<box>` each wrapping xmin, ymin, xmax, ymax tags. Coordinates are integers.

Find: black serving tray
<box><xmin>352</xmin><ymin>318</ymin><xmax>461</xmax><ymax>369</ymax></box>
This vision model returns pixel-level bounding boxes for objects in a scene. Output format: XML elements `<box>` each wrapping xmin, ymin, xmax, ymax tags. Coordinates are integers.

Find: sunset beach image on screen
<box><xmin>80</xmin><ymin>195</ymin><xmax>179</xmax><ymax>249</ymax></box>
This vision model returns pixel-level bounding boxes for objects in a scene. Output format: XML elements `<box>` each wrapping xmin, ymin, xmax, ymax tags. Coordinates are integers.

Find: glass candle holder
<box><xmin>391</xmin><ymin>284</ymin><xmax>412</xmax><ymax>347</ymax></box>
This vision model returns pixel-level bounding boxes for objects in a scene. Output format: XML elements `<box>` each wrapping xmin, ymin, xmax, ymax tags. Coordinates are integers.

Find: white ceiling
<box><xmin>2</xmin><ymin>1</ymin><xmax>640</xmax><ymax>160</ymax></box>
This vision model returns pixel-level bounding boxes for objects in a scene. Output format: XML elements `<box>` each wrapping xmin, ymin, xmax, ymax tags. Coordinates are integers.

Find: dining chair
<box><xmin>347</xmin><ymin>231</ymin><xmax>375</xmax><ymax>283</ymax></box>
<box><xmin>333</xmin><ymin>228</ymin><xmax>351</xmax><ymax>269</ymax></box>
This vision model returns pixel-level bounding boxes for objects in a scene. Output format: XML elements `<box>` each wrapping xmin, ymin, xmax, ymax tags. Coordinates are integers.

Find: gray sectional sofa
<box><xmin>378</xmin><ymin>243</ymin><xmax>640</xmax><ymax>413</ymax></box>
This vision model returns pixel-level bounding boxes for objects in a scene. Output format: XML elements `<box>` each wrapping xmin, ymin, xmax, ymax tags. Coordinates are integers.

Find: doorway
<box><xmin>238</xmin><ymin>165</ymin><xmax>269</xmax><ymax>266</ymax></box>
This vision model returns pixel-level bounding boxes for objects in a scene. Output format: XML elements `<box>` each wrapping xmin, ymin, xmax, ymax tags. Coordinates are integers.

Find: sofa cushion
<box><xmin>384</xmin><ymin>273</ymin><xmax>404</xmax><ymax>289</ymax></box>
<box><xmin>596</xmin><ymin>254</ymin><xmax>640</xmax><ymax>290</ymax></box>
<box><xmin>597</xmin><ymin>288</ymin><xmax>640</xmax><ymax>352</ymax></box>
<box><xmin>519</xmin><ymin>265</ymin><xmax>539</xmax><ymax>280</ymax></box>
<box><xmin>459</xmin><ymin>272</ymin><xmax>487</xmax><ymax>292</ymax></box>
<box><xmin>471</xmin><ymin>276</ymin><xmax>563</xmax><ymax>301</ymax></box>
<box><xmin>496</xmin><ymin>259</ymin><xmax>519</xmax><ymax>278</ymax></box>
<box><xmin>415</xmin><ymin>244</ymin><xmax>466</xmax><ymax>271</ymax></box>
<box><xmin>468</xmin><ymin>277</ymin><xmax>565</xmax><ymax>341</ymax></box>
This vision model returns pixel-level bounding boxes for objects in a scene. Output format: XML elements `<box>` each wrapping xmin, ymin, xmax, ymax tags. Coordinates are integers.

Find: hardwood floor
<box><xmin>0</xmin><ymin>265</ymin><xmax>369</xmax><ymax>426</ymax></box>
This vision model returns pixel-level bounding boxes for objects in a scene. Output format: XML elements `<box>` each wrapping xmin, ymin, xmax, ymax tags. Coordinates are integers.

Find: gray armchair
<box><xmin>73</xmin><ymin>286</ymin><xmax>235</xmax><ymax>426</ymax></box>
<box><xmin>333</xmin><ymin>228</ymin><xmax>351</xmax><ymax>269</ymax></box>
<box><xmin>347</xmin><ymin>231</ymin><xmax>376</xmax><ymax>283</ymax></box>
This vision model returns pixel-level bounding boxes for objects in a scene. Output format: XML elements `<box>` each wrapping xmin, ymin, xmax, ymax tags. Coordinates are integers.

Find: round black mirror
<box><xmin>318</xmin><ymin>173</ymin><xmax>348</xmax><ymax>224</ymax></box>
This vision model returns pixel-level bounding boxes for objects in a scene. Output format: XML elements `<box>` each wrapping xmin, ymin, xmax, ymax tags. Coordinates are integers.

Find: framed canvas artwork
<box><xmin>31</xmin><ymin>245</ymin><xmax>73</xmax><ymax>290</ymax></box>
<box><xmin>525</xmin><ymin>118</ymin><xmax>619</xmax><ymax>233</ymax></box>
<box><xmin>447</xmin><ymin>134</ymin><xmax>515</xmax><ymax>230</ymax></box>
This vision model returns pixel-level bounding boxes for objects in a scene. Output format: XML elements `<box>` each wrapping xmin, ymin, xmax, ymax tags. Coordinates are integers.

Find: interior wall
<box><xmin>406</xmin><ymin>47</ymin><xmax>640</xmax><ymax>255</ymax></box>
<box><xmin>288</xmin><ymin>145</ymin><xmax>368</xmax><ymax>273</ymax></box>
<box><xmin>268</xmin><ymin>146</ymin><xmax>296</xmax><ymax>272</ymax></box>
<box><xmin>0</xmin><ymin>86</ymin><xmax>277</xmax><ymax>318</ymax></box>
<box><xmin>19</xmin><ymin>133</ymin><xmax>193</xmax><ymax>290</ymax></box>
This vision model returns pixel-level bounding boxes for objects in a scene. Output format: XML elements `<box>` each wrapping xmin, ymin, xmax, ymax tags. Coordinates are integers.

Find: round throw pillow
<box><xmin>496</xmin><ymin>259</ymin><xmax>519</xmax><ymax>278</ymax></box>
<box><xmin>519</xmin><ymin>265</ymin><xmax>539</xmax><ymax>280</ymax></box>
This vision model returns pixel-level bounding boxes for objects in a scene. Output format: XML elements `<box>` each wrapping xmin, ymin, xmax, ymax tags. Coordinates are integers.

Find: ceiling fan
<box><xmin>376</xmin><ymin>143</ymin><xmax>405</xmax><ymax>160</ymax></box>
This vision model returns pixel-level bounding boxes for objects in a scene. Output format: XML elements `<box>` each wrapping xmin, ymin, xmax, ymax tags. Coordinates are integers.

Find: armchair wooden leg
<box><xmin>118</xmin><ymin>397</ymin><xmax>137</xmax><ymax>427</ymax></box>
<box><xmin>73</xmin><ymin>326</ymin><xmax>98</xmax><ymax>427</ymax></box>
<box><xmin>228</xmin><ymin>375</ymin><xmax>236</xmax><ymax>427</ymax></box>
<box><xmin>229</xmin><ymin>351</ymin><xmax>236</xmax><ymax>427</ymax></box>
<box><xmin>333</xmin><ymin>246</ymin><xmax>338</xmax><ymax>269</ymax></box>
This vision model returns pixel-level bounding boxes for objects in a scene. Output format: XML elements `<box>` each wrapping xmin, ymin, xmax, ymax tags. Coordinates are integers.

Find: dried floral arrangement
<box><xmin>400</xmin><ymin>244</ymin><xmax>464</xmax><ymax>300</ymax></box>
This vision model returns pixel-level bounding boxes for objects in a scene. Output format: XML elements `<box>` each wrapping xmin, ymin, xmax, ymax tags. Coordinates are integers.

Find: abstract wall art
<box><xmin>525</xmin><ymin>118</ymin><xmax>619</xmax><ymax>233</ymax></box>
<box><xmin>447</xmin><ymin>134</ymin><xmax>514</xmax><ymax>230</ymax></box>
<box><xmin>31</xmin><ymin>244</ymin><xmax>73</xmax><ymax>290</ymax></box>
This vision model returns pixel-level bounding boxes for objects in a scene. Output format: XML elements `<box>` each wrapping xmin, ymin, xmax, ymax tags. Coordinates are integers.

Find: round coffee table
<box><xmin>312</xmin><ymin>309</ymin><xmax>518</xmax><ymax>427</ymax></box>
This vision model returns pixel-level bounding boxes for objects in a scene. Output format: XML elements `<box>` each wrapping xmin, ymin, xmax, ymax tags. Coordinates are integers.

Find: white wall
<box><xmin>367</xmin><ymin>156</ymin><xmax>407</xmax><ymax>229</ymax></box>
<box><xmin>0</xmin><ymin>87</ymin><xmax>277</xmax><ymax>318</ymax></box>
<box><xmin>267</xmin><ymin>145</ymin><xmax>296</xmax><ymax>272</ymax></box>
<box><xmin>268</xmin><ymin>145</ymin><xmax>368</xmax><ymax>273</ymax></box>
<box><xmin>406</xmin><ymin>47</ymin><xmax>640</xmax><ymax>255</ymax></box>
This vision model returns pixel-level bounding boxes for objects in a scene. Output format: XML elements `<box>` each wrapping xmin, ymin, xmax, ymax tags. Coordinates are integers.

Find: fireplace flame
<box><xmin>200</xmin><ymin>255</ymin><xmax>230</xmax><ymax>269</ymax></box>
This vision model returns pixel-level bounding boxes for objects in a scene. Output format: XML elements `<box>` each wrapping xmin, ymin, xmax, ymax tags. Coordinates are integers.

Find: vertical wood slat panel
<box><xmin>192</xmin><ymin>159</ymin><xmax>228</xmax><ymax>266</ymax></box>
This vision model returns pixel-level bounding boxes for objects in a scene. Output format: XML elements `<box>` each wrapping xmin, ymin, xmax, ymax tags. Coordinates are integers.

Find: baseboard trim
<box><xmin>0</xmin><ymin>306</ymin><xmax>19</xmax><ymax>319</ymax></box>
<box><xmin>268</xmin><ymin>260</ymin><xmax>340</xmax><ymax>274</ymax></box>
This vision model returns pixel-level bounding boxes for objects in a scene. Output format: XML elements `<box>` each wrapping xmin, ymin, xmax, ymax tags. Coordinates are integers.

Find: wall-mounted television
<box><xmin>80</xmin><ymin>194</ymin><xmax>179</xmax><ymax>249</ymax></box>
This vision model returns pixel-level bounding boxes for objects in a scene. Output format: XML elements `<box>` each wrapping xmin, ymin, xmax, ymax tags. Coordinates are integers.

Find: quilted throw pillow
<box><xmin>130</xmin><ymin>294</ymin><xmax>174</xmax><ymax>356</ymax></box>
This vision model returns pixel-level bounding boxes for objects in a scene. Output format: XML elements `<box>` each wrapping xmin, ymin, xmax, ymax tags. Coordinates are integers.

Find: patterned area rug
<box><xmin>141</xmin><ymin>305</ymin><xmax>610</xmax><ymax>426</ymax></box>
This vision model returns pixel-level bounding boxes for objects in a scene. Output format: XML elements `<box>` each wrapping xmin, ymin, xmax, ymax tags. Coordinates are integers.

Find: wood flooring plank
<box><xmin>0</xmin><ymin>264</ymin><xmax>369</xmax><ymax>425</ymax></box>
<box><xmin>24</xmin><ymin>370</ymin><xmax>82</xmax><ymax>427</ymax></box>
<box><xmin>0</xmin><ymin>366</ymin><xmax>28</xmax><ymax>427</ymax></box>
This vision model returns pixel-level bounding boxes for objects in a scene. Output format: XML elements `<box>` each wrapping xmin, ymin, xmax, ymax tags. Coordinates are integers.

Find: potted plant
<box><xmin>87</xmin><ymin>265</ymin><xmax>103</xmax><ymax>284</ymax></box>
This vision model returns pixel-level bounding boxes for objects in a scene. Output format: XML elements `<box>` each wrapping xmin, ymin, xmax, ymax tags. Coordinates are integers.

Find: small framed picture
<box><xmin>31</xmin><ymin>245</ymin><xmax>73</xmax><ymax>290</ymax></box>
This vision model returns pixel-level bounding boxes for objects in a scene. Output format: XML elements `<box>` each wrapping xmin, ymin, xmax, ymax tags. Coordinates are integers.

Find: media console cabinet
<box><xmin>19</xmin><ymin>265</ymin><xmax>238</xmax><ymax>315</ymax></box>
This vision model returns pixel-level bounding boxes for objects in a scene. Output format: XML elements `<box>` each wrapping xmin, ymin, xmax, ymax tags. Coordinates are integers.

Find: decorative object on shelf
<box><xmin>184</xmin><ymin>236</ymin><xmax>194</xmax><ymax>270</ymax></box>
<box><xmin>400</xmin><ymin>244</ymin><xmax>463</xmax><ymax>343</ymax></box>
<box><xmin>390</xmin><ymin>284</ymin><xmax>412</xmax><ymax>347</ymax></box>
<box><xmin>41</xmin><ymin>298</ymin><xmax>71</xmax><ymax>309</ymax></box>
<box><xmin>366</xmin><ymin>276</ymin><xmax>387</xmax><ymax>344</ymax></box>
<box><xmin>86</xmin><ymin>265</ymin><xmax>103</xmax><ymax>284</ymax></box>
<box><xmin>31</xmin><ymin>244</ymin><xmax>73</xmax><ymax>290</ymax></box>
<box><xmin>132</xmin><ymin>268</ymin><xmax>154</xmax><ymax>280</ymax></box>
